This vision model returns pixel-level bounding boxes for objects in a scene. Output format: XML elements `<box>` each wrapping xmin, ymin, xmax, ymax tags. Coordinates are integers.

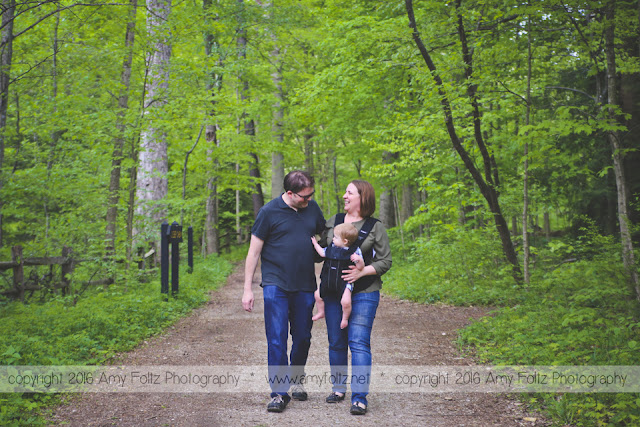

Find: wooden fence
<box><xmin>0</xmin><ymin>246</ymin><xmax>76</xmax><ymax>301</ymax></box>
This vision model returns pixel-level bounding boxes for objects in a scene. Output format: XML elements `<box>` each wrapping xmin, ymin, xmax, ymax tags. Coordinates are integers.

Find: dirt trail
<box><xmin>49</xmin><ymin>263</ymin><xmax>547</xmax><ymax>426</ymax></box>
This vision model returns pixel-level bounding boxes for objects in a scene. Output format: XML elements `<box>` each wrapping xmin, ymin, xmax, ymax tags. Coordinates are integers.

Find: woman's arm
<box><xmin>341</xmin><ymin>264</ymin><xmax>377</xmax><ymax>283</ymax></box>
<box><xmin>341</xmin><ymin>221</ymin><xmax>392</xmax><ymax>283</ymax></box>
<box><xmin>368</xmin><ymin>222</ymin><xmax>392</xmax><ymax>276</ymax></box>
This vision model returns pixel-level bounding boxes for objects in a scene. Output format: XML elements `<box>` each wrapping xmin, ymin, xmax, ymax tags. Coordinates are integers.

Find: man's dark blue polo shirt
<box><xmin>251</xmin><ymin>195</ymin><xmax>325</xmax><ymax>292</ymax></box>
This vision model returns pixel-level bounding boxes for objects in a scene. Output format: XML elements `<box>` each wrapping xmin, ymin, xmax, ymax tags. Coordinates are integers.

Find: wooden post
<box><xmin>12</xmin><ymin>246</ymin><xmax>24</xmax><ymax>302</ymax></box>
<box><xmin>170</xmin><ymin>222</ymin><xmax>182</xmax><ymax>295</ymax></box>
<box><xmin>61</xmin><ymin>246</ymin><xmax>74</xmax><ymax>296</ymax></box>
<box><xmin>187</xmin><ymin>226</ymin><xmax>193</xmax><ymax>274</ymax></box>
<box><xmin>161</xmin><ymin>222</ymin><xmax>169</xmax><ymax>295</ymax></box>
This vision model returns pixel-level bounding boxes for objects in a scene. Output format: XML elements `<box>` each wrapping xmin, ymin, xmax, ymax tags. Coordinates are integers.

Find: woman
<box><xmin>321</xmin><ymin>180</ymin><xmax>392</xmax><ymax>415</ymax></box>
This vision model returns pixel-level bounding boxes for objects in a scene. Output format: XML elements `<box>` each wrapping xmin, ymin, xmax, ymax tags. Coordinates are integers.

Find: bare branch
<box><xmin>8</xmin><ymin>51</ymin><xmax>57</xmax><ymax>85</ymax></box>
<box><xmin>497</xmin><ymin>80</ymin><xmax>527</xmax><ymax>104</ymax></box>
<box><xmin>1</xmin><ymin>2</ymin><xmax>128</xmax><ymax>46</ymax></box>
<box><xmin>8</xmin><ymin>1</ymin><xmax>56</xmax><ymax>30</ymax></box>
<box><xmin>545</xmin><ymin>85</ymin><xmax>597</xmax><ymax>102</ymax></box>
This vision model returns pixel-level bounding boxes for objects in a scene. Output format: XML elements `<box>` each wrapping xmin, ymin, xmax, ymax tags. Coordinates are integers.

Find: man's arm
<box><xmin>242</xmin><ymin>234</ymin><xmax>264</xmax><ymax>312</ymax></box>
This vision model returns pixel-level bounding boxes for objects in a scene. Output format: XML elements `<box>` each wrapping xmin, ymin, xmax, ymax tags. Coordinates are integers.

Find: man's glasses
<box><xmin>294</xmin><ymin>191</ymin><xmax>315</xmax><ymax>201</ymax></box>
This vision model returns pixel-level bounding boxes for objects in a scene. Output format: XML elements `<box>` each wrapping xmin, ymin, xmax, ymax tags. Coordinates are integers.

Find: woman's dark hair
<box><xmin>283</xmin><ymin>170</ymin><xmax>315</xmax><ymax>193</ymax></box>
<box><xmin>351</xmin><ymin>180</ymin><xmax>376</xmax><ymax>218</ymax></box>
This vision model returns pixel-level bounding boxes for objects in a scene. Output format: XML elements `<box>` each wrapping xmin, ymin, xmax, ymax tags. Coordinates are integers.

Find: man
<box><xmin>242</xmin><ymin>170</ymin><xmax>325</xmax><ymax>413</ymax></box>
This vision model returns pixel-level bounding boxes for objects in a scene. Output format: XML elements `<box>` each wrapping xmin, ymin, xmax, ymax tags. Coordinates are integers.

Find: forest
<box><xmin>0</xmin><ymin>0</ymin><xmax>639</xmax><ymax>425</ymax></box>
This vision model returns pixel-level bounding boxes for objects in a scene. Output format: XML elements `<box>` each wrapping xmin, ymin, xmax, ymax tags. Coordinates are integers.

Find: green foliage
<box><xmin>386</xmin><ymin>219</ymin><xmax>640</xmax><ymax>425</ymax></box>
<box><xmin>384</xmin><ymin>226</ymin><xmax>516</xmax><ymax>305</ymax></box>
<box><xmin>218</xmin><ymin>242</ymin><xmax>250</xmax><ymax>263</ymax></box>
<box><xmin>0</xmin><ymin>255</ymin><xmax>232</xmax><ymax>426</ymax></box>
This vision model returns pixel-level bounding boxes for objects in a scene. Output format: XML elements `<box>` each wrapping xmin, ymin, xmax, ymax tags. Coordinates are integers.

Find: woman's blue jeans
<box><xmin>324</xmin><ymin>290</ymin><xmax>379</xmax><ymax>406</ymax></box>
<box><xmin>262</xmin><ymin>285</ymin><xmax>315</xmax><ymax>398</ymax></box>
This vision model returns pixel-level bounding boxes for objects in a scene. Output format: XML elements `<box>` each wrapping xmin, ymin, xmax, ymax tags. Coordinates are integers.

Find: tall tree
<box><xmin>105</xmin><ymin>0</ymin><xmax>138</xmax><ymax>258</ymax></box>
<box><xmin>270</xmin><ymin>41</ymin><xmax>285</xmax><ymax>198</ymax></box>
<box><xmin>522</xmin><ymin>15</ymin><xmax>533</xmax><ymax>285</ymax></box>
<box><xmin>405</xmin><ymin>0</ymin><xmax>523</xmax><ymax>283</ymax></box>
<box><xmin>237</xmin><ymin>0</ymin><xmax>264</xmax><ymax>217</ymax></box>
<box><xmin>379</xmin><ymin>151</ymin><xmax>398</xmax><ymax>228</ymax></box>
<box><xmin>42</xmin><ymin>8</ymin><xmax>62</xmax><ymax>245</ymax></box>
<box><xmin>136</xmin><ymin>0</ymin><xmax>172</xmax><ymax>252</ymax></box>
<box><xmin>604</xmin><ymin>0</ymin><xmax>639</xmax><ymax>300</ymax></box>
<box><xmin>265</xmin><ymin>0</ymin><xmax>285</xmax><ymax>199</ymax></box>
<box><xmin>0</xmin><ymin>0</ymin><xmax>15</xmax><ymax>248</ymax></box>
<box><xmin>553</xmin><ymin>1</ymin><xmax>639</xmax><ymax>299</ymax></box>
<box><xmin>203</xmin><ymin>0</ymin><xmax>222</xmax><ymax>255</ymax></box>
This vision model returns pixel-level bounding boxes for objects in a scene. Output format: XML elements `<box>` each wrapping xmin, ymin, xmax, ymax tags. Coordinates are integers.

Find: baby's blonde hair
<box><xmin>334</xmin><ymin>223</ymin><xmax>359</xmax><ymax>247</ymax></box>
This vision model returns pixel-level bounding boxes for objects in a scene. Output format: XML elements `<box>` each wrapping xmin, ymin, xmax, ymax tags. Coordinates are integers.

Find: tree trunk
<box><xmin>136</xmin><ymin>0</ymin><xmax>171</xmax><ymax>252</ymax></box>
<box><xmin>235</xmin><ymin>163</ymin><xmax>242</xmax><ymax>244</ymax></box>
<box><xmin>269</xmin><ymin>8</ymin><xmax>285</xmax><ymax>199</ymax></box>
<box><xmin>405</xmin><ymin>0</ymin><xmax>523</xmax><ymax>284</ymax></box>
<box><xmin>203</xmin><ymin>0</ymin><xmax>221</xmax><ymax>255</ymax></box>
<box><xmin>401</xmin><ymin>183</ymin><xmax>413</xmax><ymax>224</ymax></box>
<box><xmin>604</xmin><ymin>1</ymin><xmax>640</xmax><ymax>301</ymax></box>
<box><xmin>379</xmin><ymin>151</ymin><xmax>397</xmax><ymax>228</ymax></box>
<box><xmin>205</xmin><ymin>140</ymin><xmax>220</xmax><ymax>255</ymax></box>
<box><xmin>331</xmin><ymin>149</ymin><xmax>340</xmax><ymax>215</ymax></box>
<box><xmin>379</xmin><ymin>189</ymin><xmax>396</xmax><ymax>228</ymax></box>
<box><xmin>106</xmin><ymin>0</ymin><xmax>137</xmax><ymax>258</ymax></box>
<box><xmin>522</xmin><ymin>16</ymin><xmax>532</xmax><ymax>285</ymax></box>
<box><xmin>394</xmin><ymin>189</ymin><xmax>406</xmax><ymax>258</ymax></box>
<box><xmin>248</xmin><ymin>145</ymin><xmax>264</xmax><ymax>217</ymax></box>
<box><xmin>44</xmin><ymin>9</ymin><xmax>62</xmax><ymax>245</ymax></box>
<box><xmin>237</xmin><ymin>0</ymin><xmax>263</xmax><ymax>216</ymax></box>
<box><xmin>455</xmin><ymin>167</ymin><xmax>466</xmax><ymax>225</ymax></box>
<box><xmin>0</xmin><ymin>0</ymin><xmax>15</xmax><ymax>248</ymax></box>
<box><xmin>181</xmin><ymin>126</ymin><xmax>203</xmax><ymax>224</ymax></box>
<box><xmin>126</xmin><ymin>59</ymin><xmax>151</xmax><ymax>267</ymax></box>
<box><xmin>271</xmin><ymin>152</ymin><xmax>284</xmax><ymax>198</ymax></box>
<box><xmin>126</xmin><ymin>138</ymin><xmax>138</xmax><ymax>267</ymax></box>
<box><xmin>304</xmin><ymin>128</ymin><xmax>314</xmax><ymax>175</ymax></box>
<box><xmin>620</xmin><ymin>5</ymin><xmax>640</xmax><ymax>232</ymax></box>
<box><xmin>606</xmin><ymin>171</ymin><xmax>617</xmax><ymax>235</ymax></box>
<box><xmin>418</xmin><ymin>190</ymin><xmax>427</xmax><ymax>238</ymax></box>
<box><xmin>543</xmin><ymin>211</ymin><xmax>550</xmax><ymax>239</ymax></box>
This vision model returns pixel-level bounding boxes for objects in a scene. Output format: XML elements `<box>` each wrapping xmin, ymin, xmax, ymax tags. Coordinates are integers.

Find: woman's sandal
<box><xmin>350</xmin><ymin>401</ymin><xmax>367</xmax><ymax>415</ymax></box>
<box><xmin>325</xmin><ymin>392</ymin><xmax>346</xmax><ymax>403</ymax></box>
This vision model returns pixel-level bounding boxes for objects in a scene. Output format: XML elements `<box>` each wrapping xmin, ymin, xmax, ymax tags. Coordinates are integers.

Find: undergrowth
<box><xmin>385</xmin><ymin>227</ymin><xmax>516</xmax><ymax>306</ymax></box>
<box><xmin>0</xmin><ymin>254</ymin><xmax>233</xmax><ymax>426</ymax></box>
<box><xmin>384</xmin><ymin>224</ymin><xmax>640</xmax><ymax>426</ymax></box>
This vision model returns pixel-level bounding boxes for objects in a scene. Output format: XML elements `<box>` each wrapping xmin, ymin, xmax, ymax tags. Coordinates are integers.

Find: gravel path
<box><xmin>49</xmin><ymin>263</ymin><xmax>548</xmax><ymax>426</ymax></box>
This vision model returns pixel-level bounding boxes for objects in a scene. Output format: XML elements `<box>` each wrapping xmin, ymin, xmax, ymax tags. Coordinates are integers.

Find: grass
<box><xmin>0</xmin><ymin>253</ymin><xmax>233</xmax><ymax>426</ymax></box>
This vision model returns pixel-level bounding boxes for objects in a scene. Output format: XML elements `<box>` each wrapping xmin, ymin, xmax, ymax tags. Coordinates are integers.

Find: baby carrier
<box><xmin>319</xmin><ymin>214</ymin><xmax>379</xmax><ymax>298</ymax></box>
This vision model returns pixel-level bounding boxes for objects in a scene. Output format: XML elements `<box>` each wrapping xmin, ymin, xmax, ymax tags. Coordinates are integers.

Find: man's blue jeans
<box><xmin>324</xmin><ymin>290</ymin><xmax>380</xmax><ymax>406</ymax></box>
<box><xmin>263</xmin><ymin>285</ymin><xmax>315</xmax><ymax>398</ymax></box>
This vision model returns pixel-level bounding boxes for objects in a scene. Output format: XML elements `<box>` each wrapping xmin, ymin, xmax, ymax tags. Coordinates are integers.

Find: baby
<box><xmin>311</xmin><ymin>223</ymin><xmax>365</xmax><ymax>329</ymax></box>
